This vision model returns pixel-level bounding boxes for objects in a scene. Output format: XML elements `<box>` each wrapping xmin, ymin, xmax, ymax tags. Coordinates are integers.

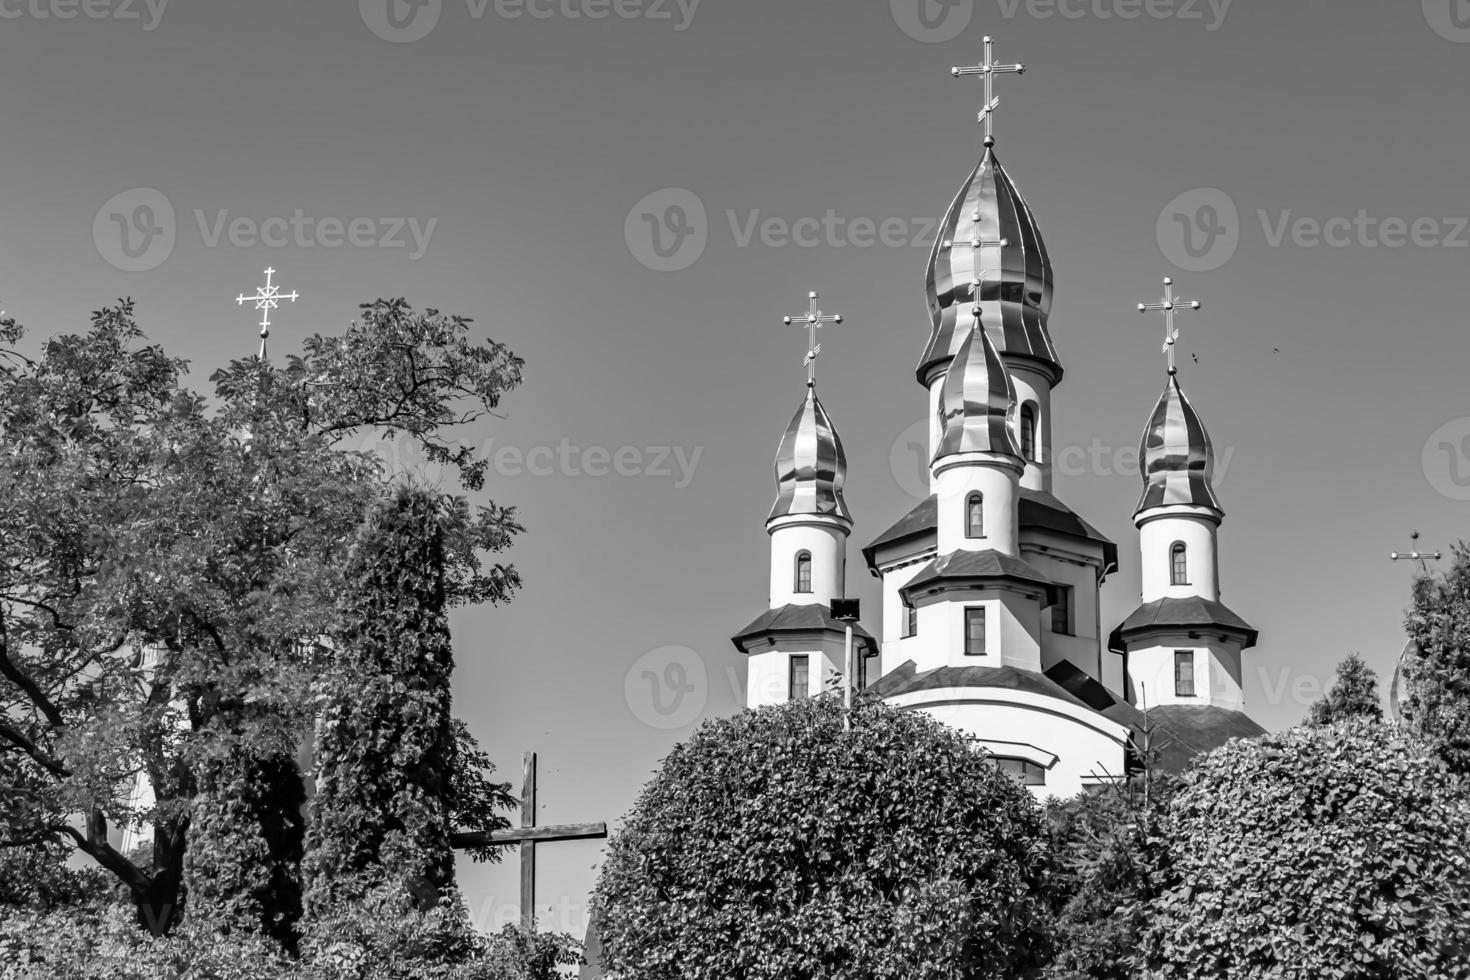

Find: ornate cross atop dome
<box><xmin>952</xmin><ymin>35</ymin><xmax>1027</xmax><ymax>147</ymax></box>
<box><xmin>1138</xmin><ymin>276</ymin><xmax>1202</xmax><ymax>375</ymax></box>
<box><xmin>783</xmin><ymin>290</ymin><xmax>845</xmax><ymax>386</ymax></box>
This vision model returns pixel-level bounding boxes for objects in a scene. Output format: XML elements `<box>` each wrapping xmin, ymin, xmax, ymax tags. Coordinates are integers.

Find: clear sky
<box><xmin>3</xmin><ymin>0</ymin><xmax>1469</xmax><ymax>939</ymax></box>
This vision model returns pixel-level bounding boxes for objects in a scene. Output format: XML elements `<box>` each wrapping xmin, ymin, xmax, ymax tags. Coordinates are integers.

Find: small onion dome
<box><xmin>769</xmin><ymin>384</ymin><xmax>851</xmax><ymax>524</ymax></box>
<box><xmin>1136</xmin><ymin>373</ymin><xmax>1222</xmax><ymax>515</ymax></box>
<box><xmin>935</xmin><ymin>321</ymin><xmax>1022</xmax><ymax>461</ymax></box>
<box><xmin>918</xmin><ymin>144</ymin><xmax>1058</xmax><ymax>386</ymax></box>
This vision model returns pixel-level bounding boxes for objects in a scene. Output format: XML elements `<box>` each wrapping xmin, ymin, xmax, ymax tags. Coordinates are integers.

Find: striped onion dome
<box><xmin>934</xmin><ymin>319</ymin><xmax>1022</xmax><ymax>461</ymax></box>
<box><xmin>918</xmin><ymin>143</ymin><xmax>1059</xmax><ymax>385</ymax></box>
<box><xmin>769</xmin><ymin>384</ymin><xmax>851</xmax><ymax>524</ymax></box>
<box><xmin>1136</xmin><ymin>373</ymin><xmax>1222</xmax><ymax>515</ymax></box>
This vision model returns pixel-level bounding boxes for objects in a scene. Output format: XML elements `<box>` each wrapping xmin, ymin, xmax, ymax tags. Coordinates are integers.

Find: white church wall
<box><xmin>887</xmin><ymin>687</ymin><xmax>1130</xmax><ymax>800</ymax></box>
<box><xmin>933</xmin><ymin>457</ymin><xmax>1020</xmax><ymax>555</ymax></box>
<box><xmin>742</xmin><ymin>635</ymin><xmax>849</xmax><ymax>707</ymax></box>
<box><xmin>908</xmin><ymin>587</ymin><xmax>1044</xmax><ymax>673</ymax></box>
<box><xmin>1008</xmin><ymin>363</ymin><xmax>1053</xmax><ymax>494</ymax></box>
<box><xmin>767</xmin><ymin>518</ymin><xmax>847</xmax><ymax>607</ymax></box>
<box><xmin>879</xmin><ymin>558</ymin><xmax>931</xmax><ymax>673</ymax></box>
<box><xmin>1022</xmin><ymin>535</ymin><xmax>1105</xmax><ymax>680</ymax></box>
<box><xmin>1138</xmin><ymin>510</ymin><xmax>1219</xmax><ymax>602</ymax></box>
<box><xmin>1126</xmin><ymin>634</ymin><xmax>1244</xmax><ymax>711</ymax></box>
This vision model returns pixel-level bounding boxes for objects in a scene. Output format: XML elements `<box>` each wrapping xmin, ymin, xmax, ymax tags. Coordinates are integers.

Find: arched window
<box><xmin>794</xmin><ymin>551</ymin><xmax>813</xmax><ymax>594</ymax></box>
<box><xmin>966</xmin><ymin>493</ymin><xmax>984</xmax><ymax>539</ymax></box>
<box><xmin>1020</xmin><ymin>403</ymin><xmax>1037</xmax><ymax>461</ymax></box>
<box><xmin>1170</xmin><ymin>542</ymin><xmax>1188</xmax><ymax>586</ymax></box>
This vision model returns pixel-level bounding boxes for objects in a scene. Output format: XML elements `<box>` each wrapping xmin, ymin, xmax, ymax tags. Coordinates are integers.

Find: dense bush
<box><xmin>1140</xmin><ymin>722</ymin><xmax>1470</xmax><ymax>978</ymax></box>
<box><xmin>591</xmin><ymin>694</ymin><xmax>1054</xmax><ymax>980</ymax></box>
<box><xmin>1404</xmin><ymin>544</ymin><xmax>1470</xmax><ymax>775</ymax></box>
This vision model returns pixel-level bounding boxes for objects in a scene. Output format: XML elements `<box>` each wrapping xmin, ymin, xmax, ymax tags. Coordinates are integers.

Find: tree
<box><xmin>1042</xmin><ymin>789</ymin><xmax>1156</xmax><ymax>980</ymax></box>
<box><xmin>591</xmin><ymin>695</ymin><xmax>1055</xmax><ymax>980</ymax></box>
<box><xmin>1403</xmin><ymin>544</ymin><xmax>1470</xmax><ymax>775</ymax></box>
<box><xmin>1139</xmin><ymin>723</ymin><xmax>1470</xmax><ymax>978</ymax></box>
<box><xmin>1306</xmin><ymin>653</ymin><xmax>1383</xmax><ymax>726</ymax></box>
<box><xmin>303</xmin><ymin>486</ymin><xmax>463</xmax><ymax>918</ymax></box>
<box><xmin>0</xmin><ymin>298</ymin><xmax>524</xmax><ymax>939</ymax></box>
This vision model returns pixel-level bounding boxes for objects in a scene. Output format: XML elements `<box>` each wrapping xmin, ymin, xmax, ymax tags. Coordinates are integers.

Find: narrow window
<box><xmin>965</xmin><ymin>608</ymin><xmax>986</xmax><ymax>657</ymax></box>
<box><xmin>1051</xmin><ymin>587</ymin><xmax>1072</xmax><ymax>636</ymax></box>
<box><xmin>789</xmin><ymin>655</ymin><xmax>810</xmax><ymax>700</ymax></box>
<box><xmin>966</xmin><ymin>493</ymin><xmax>984</xmax><ymax>539</ymax></box>
<box><xmin>901</xmin><ymin>598</ymin><xmax>918</xmax><ymax>639</ymax></box>
<box><xmin>795</xmin><ymin>552</ymin><xmax>813</xmax><ymax>594</ymax></box>
<box><xmin>1174</xmin><ymin>651</ymin><xmax>1195</xmax><ymax>697</ymax></box>
<box><xmin>857</xmin><ymin>651</ymin><xmax>869</xmax><ymax>691</ymax></box>
<box><xmin>1020</xmin><ymin>403</ymin><xmax>1037</xmax><ymax>461</ymax></box>
<box><xmin>996</xmin><ymin>757</ymin><xmax>1046</xmax><ymax>787</ymax></box>
<box><xmin>1170</xmin><ymin>542</ymin><xmax>1188</xmax><ymax>586</ymax></box>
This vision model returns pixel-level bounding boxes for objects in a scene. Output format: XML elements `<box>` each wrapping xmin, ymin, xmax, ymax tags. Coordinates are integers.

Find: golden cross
<box><xmin>1138</xmin><ymin>277</ymin><xmax>1202</xmax><ymax>375</ymax></box>
<box><xmin>236</xmin><ymin>267</ymin><xmax>300</xmax><ymax>359</ymax></box>
<box><xmin>952</xmin><ymin>35</ymin><xmax>1026</xmax><ymax>146</ymax></box>
<box><xmin>783</xmin><ymin>291</ymin><xmax>844</xmax><ymax>386</ymax></box>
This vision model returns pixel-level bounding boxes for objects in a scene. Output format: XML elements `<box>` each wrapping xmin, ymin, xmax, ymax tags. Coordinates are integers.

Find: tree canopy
<box><xmin>1403</xmin><ymin>543</ymin><xmax>1470</xmax><ymax>776</ymax></box>
<box><xmin>591</xmin><ymin>694</ymin><xmax>1055</xmax><ymax>980</ymax></box>
<box><xmin>1306</xmin><ymin>653</ymin><xmax>1384</xmax><ymax>726</ymax></box>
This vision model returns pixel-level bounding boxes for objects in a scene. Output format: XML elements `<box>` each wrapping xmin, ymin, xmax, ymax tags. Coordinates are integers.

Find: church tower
<box><xmin>732</xmin><ymin>331</ymin><xmax>876</xmax><ymax>708</ymax></box>
<box><xmin>1110</xmin><ymin>295</ymin><xmax>1258</xmax><ymax>718</ymax></box>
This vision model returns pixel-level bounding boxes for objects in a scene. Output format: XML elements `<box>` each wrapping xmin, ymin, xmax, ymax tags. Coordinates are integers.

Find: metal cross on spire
<box><xmin>1390</xmin><ymin>530</ymin><xmax>1442</xmax><ymax>574</ymax></box>
<box><xmin>783</xmin><ymin>291</ymin><xmax>845</xmax><ymax>386</ymax></box>
<box><xmin>1138</xmin><ymin>276</ymin><xmax>1202</xmax><ymax>375</ymax></box>
<box><xmin>236</xmin><ymin>267</ymin><xmax>300</xmax><ymax>359</ymax></box>
<box><xmin>952</xmin><ymin>35</ymin><xmax>1027</xmax><ymax>147</ymax></box>
<box><xmin>947</xmin><ymin>231</ymin><xmax>1009</xmax><ymax>307</ymax></box>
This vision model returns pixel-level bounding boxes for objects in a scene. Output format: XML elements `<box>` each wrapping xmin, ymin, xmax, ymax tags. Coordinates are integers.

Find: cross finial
<box><xmin>236</xmin><ymin>267</ymin><xmax>300</xmax><ymax>359</ymax></box>
<box><xmin>783</xmin><ymin>291</ymin><xmax>845</xmax><ymax>386</ymax></box>
<box><xmin>952</xmin><ymin>35</ymin><xmax>1026</xmax><ymax>147</ymax></box>
<box><xmin>1138</xmin><ymin>276</ymin><xmax>1202</xmax><ymax>375</ymax></box>
<box><xmin>1390</xmin><ymin>529</ymin><xmax>1442</xmax><ymax>574</ymax></box>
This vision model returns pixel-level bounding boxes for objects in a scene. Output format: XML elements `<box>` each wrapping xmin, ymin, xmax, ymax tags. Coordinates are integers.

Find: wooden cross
<box><xmin>783</xmin><ymin>291</ymin><xmax>845</xmax><ymax>386</ymax></box>
<box><xmin>236</xmin><ymin>267</ymin><xmax>299</xmax><ymax>359</ymax></box>
<box><xmin>451</xmin><ymin>752</ymin><xmax>606</xmax><ymax>930</ymax></box>
<box><xmin>1138</xmin><ymin>277</ymin><xmax>1202</xmax><ymax>375</ymax></box>
<box><xmin>1390</xmin><ymin>529</ymin><xmax>1442</xmax><ymax>574</ymax></box>
<box><xmin>952</xmin><ymin>35</ymin><xmax>1027</xmax><ymax>146</ymax></box>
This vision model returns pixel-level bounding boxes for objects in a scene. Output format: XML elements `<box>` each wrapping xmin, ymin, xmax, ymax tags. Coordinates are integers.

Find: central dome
<box><xmin>918</xmin><ymin>144</ymin><xmax>1059</xmax><ymax>385</ymax></box>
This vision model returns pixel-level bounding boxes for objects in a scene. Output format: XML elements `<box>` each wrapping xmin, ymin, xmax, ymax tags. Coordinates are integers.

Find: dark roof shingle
<box><xmin>1108</xmin><ymin>596</ymin><xmax>1257</xmax><ymax>651</ymax></box>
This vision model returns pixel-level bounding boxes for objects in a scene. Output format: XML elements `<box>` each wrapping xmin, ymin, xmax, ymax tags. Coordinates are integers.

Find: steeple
<box><xmin>935</xmin><ymin>318</ymin><xmax>1023</xmax><ymax>463</ymax></box>
<box><xmin>768</xmin><ymin>383</ymin><xmax>852</xmax><ymax>526</ymax></box>
<box><xmin>1136</xmin><ymin>371</ymin><xmax>1223</xmax><ymax>518</ymax></box>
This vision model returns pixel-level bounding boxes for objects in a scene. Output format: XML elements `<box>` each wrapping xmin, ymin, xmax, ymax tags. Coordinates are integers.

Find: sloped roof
<box><xmin>1108</xmin><ymin>596</ymin><xmax>1257</xmax><ymax>651</ymax></box>
<box><xmin>863</xmin><ymin>489</ymin><xmax>1118</xmax><ymax>573</ymax></box>
<box><xmin>731</xmin><ymin>603</ymin><xmax>878</xmax><ymax>656</ymax></box>
<box><xmin>1044</xmin><ymin>659</ymin><xmax>1146</xmax><ymax>732</ymax></box>
<box><xmin>902</xmin><ymin>549</ymin><xmax>1059</xmax><ymax>604</ymax></box>
<box><xmin>1142</xmin><ymin>704</ymin><xmax>1268</xmax><ymax>774</ymax></box>
<box><xmin>869</xmin><ymin>661</ymin><xmax>1091</xmax><ymax>714</ymax></box>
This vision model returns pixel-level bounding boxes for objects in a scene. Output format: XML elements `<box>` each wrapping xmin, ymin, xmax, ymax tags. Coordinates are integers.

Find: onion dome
<box><xmin>919</xmin><ymin>144</ymin><xmax>1058</xmax><ymax>385</ymax></box>
<box><xmin>769</xmin><ymin>384</ymin><xmax>851</xmax><ymax>524</ymax></box>
<box><xmin>934</xmin><ymin>321</ymin><xmax>1022</xmax><ymax>460</ymax></box>
<box><xmin>1136</xmin><ymin>373</ymin><xmax>1222</xmax><ymax>515</ymax></box>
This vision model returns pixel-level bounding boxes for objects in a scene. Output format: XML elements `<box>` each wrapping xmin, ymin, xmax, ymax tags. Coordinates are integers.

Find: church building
<box><xmin>731</xmin><ymin>39</ymin><xmax>1265</xmax><ymax>798</ymax></box>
